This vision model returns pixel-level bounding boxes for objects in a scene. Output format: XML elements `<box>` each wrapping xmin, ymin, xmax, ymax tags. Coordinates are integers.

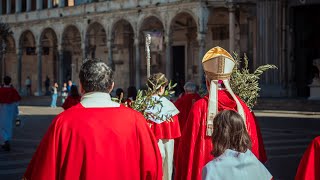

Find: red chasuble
<box><xmin>0</xmin><ymin>87</ymin><xmax>21</xmax><ymax>104</ymax></box>
<box><xmin>295</xmin><ymin>136</ymin><xmax>320</xmax><ymax>180</ymax></box>
<box><xmin>23</xmin><ymin>104</ymin><xmax>162</xmax><ymax>180</ymax></box>
<box><xmin>174</xmin><ymin>93</ymin><xmax>201</xmax><ymax>131</ymax></box>
<box><xmin>148</xmin><ymin>115</ymin><xmax>181</xmax><ymax>140</ymax></box>
<box><xmin>174</xmin><ymin>93</ymin><xmax>201</xmax><ymax>162</ymax></box>
<box><xmin>62</xmin><ymin>96</ymin><xmax>81</xmax><ymax>110</ymax></box>
<box><xmin>174</xmin><ymin>90</ymin><xmax>267</xmax><ymax>180</ymax></box>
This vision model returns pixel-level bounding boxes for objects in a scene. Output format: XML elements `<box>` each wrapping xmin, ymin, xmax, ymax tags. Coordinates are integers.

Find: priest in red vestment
<box><xmin>295</xmin><ymin>136</ymin><xmax>320</xmax><ymax>180</ymax></box>
<box><xmin>145</xmin><ymin>73</ymin><xmax>181</xmax><ymax>180</ymax></box>
<box><xmin>174</xmin><ymin>47</ymin><xmax>267</xmax><ymax>180</ymax></box>
<box><xmin>0</xmin><ymin>76</ymin><xmax>21</xmax><ymax>151</ymax></box>
<box><xmin>174</xmin><ymin>81</ymin><xmax>201</xmax><ymax>132</ymax></box>
<box><xmin>23</xmin><ymin>60</ymin><xmax>162</xmax><ymax>180</ymax></box>
<box><xmin>173</xmin><ymin>81</ymin><xmax>200</xmax><ymax>162</ymax></box>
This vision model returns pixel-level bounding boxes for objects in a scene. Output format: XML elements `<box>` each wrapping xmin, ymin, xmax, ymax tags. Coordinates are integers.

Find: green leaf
<box><xmin>230</xmin><ymin>53</ymin><xmax>277</xmax><ymax>110</ymax></box>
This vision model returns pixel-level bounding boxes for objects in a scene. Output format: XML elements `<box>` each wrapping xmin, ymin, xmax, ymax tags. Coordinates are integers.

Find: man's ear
<box><xmin>108</xmin><ymin>82</ymin><xmax>114</xmax><ymax>93</ymax></box>
<box><xmin>79</xmin><ymin>82</ymin><xmax>85</xmax><ymax>95</ymax></box>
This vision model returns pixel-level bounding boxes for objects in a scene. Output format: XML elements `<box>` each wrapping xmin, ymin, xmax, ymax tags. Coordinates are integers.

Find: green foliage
<box><xmin>130</xmin><ymin>78</ymin><xmax>176</xmax><ymax>121</ymax></box>
<box><xmin>230</xmin><ymin>53</ymin><xmax>277</xmax><ymax>109</ymax></box>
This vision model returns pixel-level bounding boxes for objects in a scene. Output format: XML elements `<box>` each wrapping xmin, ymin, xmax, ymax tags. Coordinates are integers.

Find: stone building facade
<box><xmin>0</xmin><ymin>0</ymin><xmax>319</xmax><ymax>98</ymax></box>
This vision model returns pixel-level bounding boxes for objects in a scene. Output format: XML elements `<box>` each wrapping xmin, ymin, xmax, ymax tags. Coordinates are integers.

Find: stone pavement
<box><xmin>0</xmin><ymin>96</ymin><xmax>319</xmax><ymax>180</ymax></box>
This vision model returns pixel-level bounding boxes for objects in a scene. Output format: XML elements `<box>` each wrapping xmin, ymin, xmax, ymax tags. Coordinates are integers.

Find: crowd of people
<box><xmin>0</xmin><ymin>46</ymin><xmax>318</xmax><ymax>180</ymax></box>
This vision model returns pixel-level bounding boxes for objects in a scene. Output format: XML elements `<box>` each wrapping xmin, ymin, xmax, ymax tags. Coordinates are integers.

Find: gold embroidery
<box><xmin>202</xmin><ymin>46</ymin><xmax>235</xmax><ymax>63</ymax></box>
<box><xmin>205</xmin><ymin>71</ymin><xmax>232</xmax><ymax>80</ymax></box>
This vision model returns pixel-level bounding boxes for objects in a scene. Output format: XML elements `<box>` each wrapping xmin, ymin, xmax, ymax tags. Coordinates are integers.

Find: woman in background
<box><xmin>62</xmin><ymin>85</ymin><xmax>81</xmax><ymax>110</ymax></box>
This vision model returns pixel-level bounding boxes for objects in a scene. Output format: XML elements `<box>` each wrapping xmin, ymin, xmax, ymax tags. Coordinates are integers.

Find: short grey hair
<box><xmin>79</xmin><ymin>59</ymin><xmax>114</xmax><ymax>93</ymax></box>
<box><xmin>184</xmin><ymin>81</ymin><xmax>197</xmax><ymax>93</ymax></box>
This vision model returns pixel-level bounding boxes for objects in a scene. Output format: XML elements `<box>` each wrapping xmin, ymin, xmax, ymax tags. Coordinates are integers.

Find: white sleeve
<box><xmin>202</xmin><ymin>164</ymin><xmax>215</xmax><ymax>180</ymax></box>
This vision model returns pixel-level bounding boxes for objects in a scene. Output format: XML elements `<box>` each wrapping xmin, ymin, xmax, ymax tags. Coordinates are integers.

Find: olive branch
<box><xmin>129</xmin><ymin>76</ymin><xmax>176</xmax><ymax>121</ymax></box>
<box><xmin>230</xmin><ymin>53</ymin><xmax>277</xmax><ymax>109</ymax></box>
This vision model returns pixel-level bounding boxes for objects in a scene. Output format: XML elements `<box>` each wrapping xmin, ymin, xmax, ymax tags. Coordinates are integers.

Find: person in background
<box><xmin>173</xmin><ymin>81</ymin><xmax>201</xmax><ymax>162</ymax></box>
<box><xmin>50</xmin><ymin>82</ymin><xmax>58</xmax><ymax>108</ymax></box>
<box><xmin>67</xmin><ymin>80</ymin><xmax>73</xmax><ymax>94</ymax></box>
<box><xmin>23</xmin><ymin>59</ymin><xmax>162</xmax><ymax>180</ymax></box>
<box><xmin>0</xmin><ymin>76</ymin><xmax>21</xmax><ymax>151</ymax></box>
<box><xmin>145</xmin><ymin>73</ymin><xmax>181</xmax><ymax>180</ymax></box>
<box><xmin>61</xmin><ymin>83</ymin><xmax>68</xmax><ymax>104</ymax></box>
<box><xmin>115</xmin><ymin>88</ymin><xmax>124</xmax><ymax>103</ymax></box>
<box><xmin>62</xmin><ymin>85</ymin><xmax>81</xmax><ymax>110</ymax></box>
<box><xmin>202</xmin><ymin>110</ymin><xmax>272</xmax><ymax>180</ymax></box>
<box><xmin>125</xmin><ymin>86</ymin><xmax>137</xmax><ymax>107</ymax></box>
<box><xmin>174</xmin><ymin>81</ymin><xmax>201</xmax><ymax>132</ymax></box>
<box><xmin>25</xmin><ymin>76</ymin><xmax>32</xmax><ymax>96</ymax></box>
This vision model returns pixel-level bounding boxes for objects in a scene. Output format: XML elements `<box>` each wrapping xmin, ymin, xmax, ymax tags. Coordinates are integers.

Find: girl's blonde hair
<box><xmin>147</xmin><ymin>73</ymin><xmax>168</xmax><ymax>92</ymax></box>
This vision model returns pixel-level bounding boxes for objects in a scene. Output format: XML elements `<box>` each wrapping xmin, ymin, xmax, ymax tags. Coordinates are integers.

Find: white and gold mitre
<box><xmin>202</xmin><ymin>46</ymin><xmax>235</xmax><ymax>80</ymax></box>
<box><xmin>202</xmin><ymin>46</ymin><xmax>246</xmax><ymax>136</ymax></box>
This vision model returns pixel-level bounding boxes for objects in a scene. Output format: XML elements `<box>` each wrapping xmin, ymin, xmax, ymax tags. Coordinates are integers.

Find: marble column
<box><xmin>16</xmin><ymin>0</ymin><xmax>22</xmax><ymax>13</ymax></box>
<box><xmin>26</xmin><ymin>0</ymin><xmax>31</xmax><ymax>12</ymax></box>
<box><xmin>36</xmin><ymin>0</ymin><xmax>43</xmax><ymax>10</ymax></box>
<box><xmin>229</xmin><ymin>4</ymin><xmax>236</xmax><ymax>54</ymax></box>
<box><xmin>59</xmin><ymin>0</ymin><xmax>65</xmax><ymax>8</ymax></box>
<box><xmin>134</xmin><ymin>37</ymin><xmax>141</xmax><ymax>89</ymax></box>
<box><xmin>37</xmin><ymin>46</ymin><xmax>43</xmax><ymax>96</ymax></box>
<box><xmin>81</xmin><ymin>43</ymin><xmax>87</xmax><ymax>61</ymax></box>
<box><xmin>197</xmin><ymin>33</ymin><xmax>206</xmax><ymax>85</ymax></box>
<box><xmin>6</xmin><ymin>0</ymin><xmax>11</xmax><ymax>14</ymax></box>
<box><xmin>17</xmin><ymin>48</ymin><xmax>22</xmax><ymax>93</ymax></box>
<box><xmin>48</xmin><ymin>0</ymin><xmax>53</xmax><ymax>8</ymax></box>
<box><xmin>197</xmin><ymin>4</ymin><xmax>209</xmax><ymax>87</ymax></box>
<box><xmin>0</xmin><ymin>1</ymin><xmax>2</xmax><ymax>15</ymax></box>
<box><xmin>257</xmin><ymin>0</ymin><xmax>283</xmax><ymax>97</ymax></box>
<box><xmin>107</xmin><ymin>38</ymin><xmax>114</xmax><ymax>70</ymax></box>
<box><xmin>165</xmin><ymin>35</ymin><xmax>172</xmax><ymax>80</ymax></box>
<box><xmin>58</xmin><ymin>47</ymin><xmax>64</xmax><ymax>87</ymax></box>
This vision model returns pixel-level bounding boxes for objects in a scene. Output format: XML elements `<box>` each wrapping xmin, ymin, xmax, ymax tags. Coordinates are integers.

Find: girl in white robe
<box><xmin>202</xmin><ymin>110</ymin><xmax>272</xmax><ymax>180</ymax></box>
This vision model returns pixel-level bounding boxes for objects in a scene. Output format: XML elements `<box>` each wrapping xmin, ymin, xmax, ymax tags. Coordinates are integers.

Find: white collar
<box><xmin>80</xmin><ymin>92</ymin><xmax>120</xmax><ymax>108</ymax></box>
<box><xmin>145</xmin><ymin>95</ymin><xmax>179</xmax><ymax>124</ymax></box>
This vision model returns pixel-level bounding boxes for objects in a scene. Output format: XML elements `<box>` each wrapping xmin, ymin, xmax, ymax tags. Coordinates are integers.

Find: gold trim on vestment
<box><xmin>205</xmin><ymin>71</ymin><xmax>232</xmax><ymax>80</ymax></box>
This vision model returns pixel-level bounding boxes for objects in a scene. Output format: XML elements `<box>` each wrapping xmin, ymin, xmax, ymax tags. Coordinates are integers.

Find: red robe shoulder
<box><xmin>174</xmin><ymin>90</ymin><xmax>267</xmax><ymax>180</ymax></box>
<box><xmin>0</xmin><ymin>87</ymin><xmax>21</xmax><ymax>104</ymax></box>
<box><xmin>62</xmin><ymin>95</ymin><xmax>81</xmax><ymax>110</ymax></box>
<box><xmin>295</xmin><ymin>136</ymin><xmax>320</xmax><ymax>180</ymax></box>
<box><xmin>24</xmin><ymin>104</ymin><xmax>162</xmax><ymax>180</ymax></box>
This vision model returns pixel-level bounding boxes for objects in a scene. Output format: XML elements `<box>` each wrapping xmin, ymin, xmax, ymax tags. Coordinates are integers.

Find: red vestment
<box><xmin>174</xmin><ymin>90</ymin><xmax>267</xmax><ymax>180</ymax></box>
<box><xmin>174</xmin><ymin>93</ymin><xmax>201</xmax><ymax>162</ymax></box>
<box><xmin>24</xmin><ymin>104</ymin><xmax>162</xmax><ymax>180</ymax></box>
<box><xmin>174</xmin><ymin>93</ymin><xmax>201</xmax><ymax>131</ymax></box>
<box><xmin>148</xmin><ymin>115</ymin><xmax>180</xmax><ymax>140</ymax></box>
<box><xmin>0</xmin><ymin>87</ymin><xmax>21</xmax><ymax>104</ymax></box>
<box><xmin>62</xmin><ymin>95</ymin><xmax>81</xmax><ymax>110</ymax></box>
<box><xmin>125</xmin><ymin>99</ymin><xmax>132</xmax><ymax>107</ymax></box>
<box><xmin>295</xmin><ymin>136</ymin><xmax>320</xmax><ymax>180</ymax></box>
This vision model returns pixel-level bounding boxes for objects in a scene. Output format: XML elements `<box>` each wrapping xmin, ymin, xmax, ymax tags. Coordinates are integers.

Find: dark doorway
<box><xmin>172</xmin><ymin>46</ymin><xmax>185</xmax><ymax>96</ymax></box>
<box><xmin>63</xmin><ymin>51</ymin><xmax>72</xmax><ymax>83</ymax></box>
<box><xmin>293</xmin><ymin>5</ymin><xmax>320</xmax><ymax>97</ymax></box>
